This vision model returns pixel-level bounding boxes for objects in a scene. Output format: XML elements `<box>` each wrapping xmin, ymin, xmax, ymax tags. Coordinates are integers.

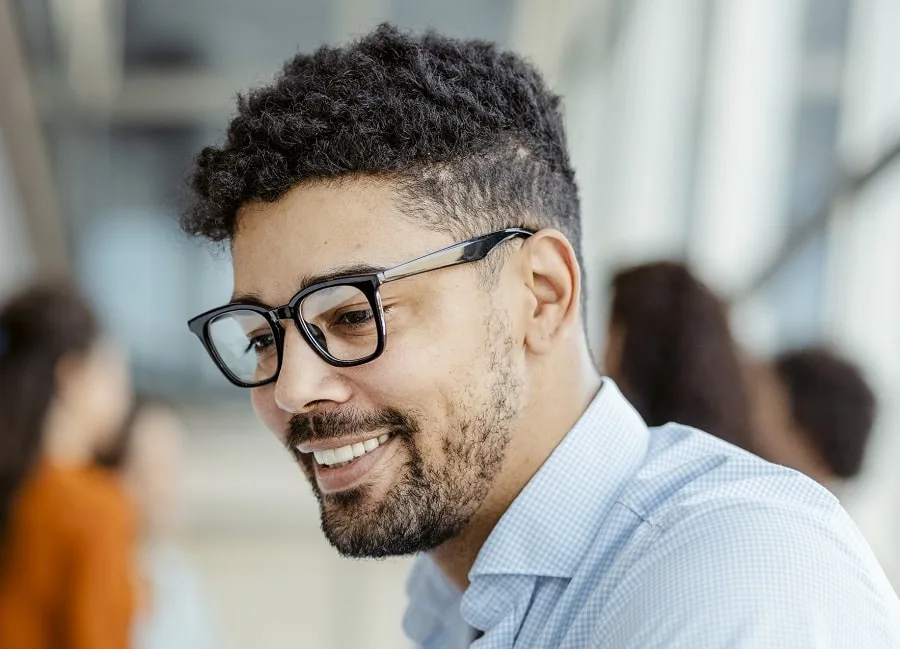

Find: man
<box><xmin>748</xmin><ymin>347</ymin><xmax>876</xmax><ymax>489</ymax></box>
<box><xmin>183</xmin><ymin>24</ymin><xmax>900</xmax><ymax>648</ymax></box>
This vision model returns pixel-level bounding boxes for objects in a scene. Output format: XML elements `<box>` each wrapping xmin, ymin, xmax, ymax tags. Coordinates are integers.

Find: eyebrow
<box><xmin>229</xmin><ymin>262</ymin><xmax>386</xmax><ymax>307</ymax></box>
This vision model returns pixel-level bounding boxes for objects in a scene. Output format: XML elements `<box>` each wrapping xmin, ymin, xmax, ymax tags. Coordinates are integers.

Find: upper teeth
<box><xmin>308</xmin><ymin>434</ymin><xmax>390</xmax><ymax>467</ymax></box>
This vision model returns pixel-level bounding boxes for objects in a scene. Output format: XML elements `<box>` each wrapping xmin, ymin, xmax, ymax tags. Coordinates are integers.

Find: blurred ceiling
<box><xmin>10</xmin><ymin>0</ymin><xmax>530</xmax><ymax>124</ymax></box>
<box><xmin>11</xmin><ymin>0</ymin><xmax>616</xmax><ymax>125</ymax></box>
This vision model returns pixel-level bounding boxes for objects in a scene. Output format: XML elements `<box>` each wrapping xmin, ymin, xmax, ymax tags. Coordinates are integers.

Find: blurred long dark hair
<box><xmin>608</xmin><ymin>261</ymin><xmax>753</xmax><ymax>449</ymax></box>
<box><xmin>0</xmin><ymin>282</ymin><xmax>100</xmax><ymax>540</ymax></box>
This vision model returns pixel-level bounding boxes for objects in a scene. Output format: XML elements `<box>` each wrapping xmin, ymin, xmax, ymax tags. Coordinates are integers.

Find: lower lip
<box><xmin>312</xmin><ymin>437</ymin><xmax>395</xmax><ymax>494</ymax></box>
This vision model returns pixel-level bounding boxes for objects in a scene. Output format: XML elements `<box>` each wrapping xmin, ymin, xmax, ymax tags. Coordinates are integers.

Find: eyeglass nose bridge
<box><xmin>271</xmin><ymin>304</ymin><xmax>315</xmax><ymax>348</ymax></box>
<box><xmin>269</xmin><ymin>303</ymin><xmax>332</xmax><ymax>370</ymax></box>
<box><xmin>271</xmin><ymin>305</ymin><xmax>294</xmax><ymax>321</ymax></box>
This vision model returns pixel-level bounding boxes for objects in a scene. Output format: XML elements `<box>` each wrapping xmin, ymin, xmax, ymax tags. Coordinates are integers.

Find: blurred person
<box><xmin>0</xmin><ymin>281</ymin><xmax>137</xmax><ymax>649</ymax></box>
<box><xmin>603</xmin><ymin>261</ymin><xmax>753</xmax><ymax>449</ymax></box>
<box><xmin>96</xmin><ymin>397</ymin><xmax>216</xmax><ymax>649</ymax></box>
<box><xmin>748</xmin><ymin>347</ymin><xmax>876</xmax><ymax>490</ymax></box>
<box><xmin>181</xmin><ymin>24</ymin><xmax>900</xmax><ymax>648</ymax></box>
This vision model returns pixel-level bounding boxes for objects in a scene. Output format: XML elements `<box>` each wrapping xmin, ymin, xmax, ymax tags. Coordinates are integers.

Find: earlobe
<box><xmin>520</xmin><ymin>230</ymin><xmax>580</xmax><ymax>355</ymax></box>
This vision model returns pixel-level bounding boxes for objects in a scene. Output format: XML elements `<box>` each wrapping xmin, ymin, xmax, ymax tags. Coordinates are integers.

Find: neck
<box><xmin>430</xmin><ymin>340</ymin><xmax>602</xmax><ymax>590</ymax></box>
<box><xmin>42</xmin><ymin>402</ymin><xmax>95</xmax><ymax>468</ymax></box>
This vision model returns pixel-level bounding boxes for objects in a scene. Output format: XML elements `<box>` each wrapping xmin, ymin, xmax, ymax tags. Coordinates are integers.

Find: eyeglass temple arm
<box><xmin>378</xmin><ymin>229</ymin><xmax>533</xmax><ymax>283</ymax></box>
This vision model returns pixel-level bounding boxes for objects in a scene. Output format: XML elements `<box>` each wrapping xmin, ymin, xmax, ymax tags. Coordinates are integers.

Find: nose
<box><xmin>273</xmin><ymin>325</ymin><xmax>352</xmax><ymax>415</ymax></box>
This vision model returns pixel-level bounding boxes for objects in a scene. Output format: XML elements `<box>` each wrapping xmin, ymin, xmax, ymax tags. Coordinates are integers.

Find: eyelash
<box><xmin>340</xmin><ymin>301</ymin><xmax>397</xmax><ymax>320</ymax></box>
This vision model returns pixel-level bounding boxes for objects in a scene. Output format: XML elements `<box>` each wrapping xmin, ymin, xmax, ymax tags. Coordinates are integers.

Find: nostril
<box><xmin>303</xmin><ymin>399</ymin><xmax>332</xmax><ymax>413</ymax></box>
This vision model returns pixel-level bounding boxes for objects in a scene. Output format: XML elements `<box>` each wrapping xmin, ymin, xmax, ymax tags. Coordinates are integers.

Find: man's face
<box><xmin>232</xmin><ymin>180</ymin><xmax>524</xmax><ymax>557</ymax></box>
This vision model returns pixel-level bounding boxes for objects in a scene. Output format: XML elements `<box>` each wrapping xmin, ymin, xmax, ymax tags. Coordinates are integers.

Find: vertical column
<box><xmin>567</xmin><ymin>0</ymin><xmax>706</xmax><ymax>350</ymax></box>
<box><xmin>597</xmin><ymin>0</ymin><xmax>703</xmax><ymax>263</ymax></box>
<box><xmin>825</xmin><ymin>0</ymin><xmax>900</xmax><ymax>588</ymax></box>
<box><xmin>688</xmin><ymin>0</ymin><xmax>806</xmax><ymax>295</ymax></box>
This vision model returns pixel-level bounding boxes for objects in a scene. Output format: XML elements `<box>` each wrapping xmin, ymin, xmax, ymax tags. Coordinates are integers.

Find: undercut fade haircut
<box><xmin>182</xmin><ymin>23</ymin><xmax>581</xmax><ymax>269</ymax></box>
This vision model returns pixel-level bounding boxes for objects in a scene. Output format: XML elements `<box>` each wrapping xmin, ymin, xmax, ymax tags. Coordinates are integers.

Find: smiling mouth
<box><xmin>302</xmin><ymin>433</ymin><xmax>392</xmax><ymax>469</ymax></box>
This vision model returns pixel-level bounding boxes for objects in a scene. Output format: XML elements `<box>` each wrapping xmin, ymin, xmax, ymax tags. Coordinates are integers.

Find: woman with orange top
<box><xmin>0</xmin><ymin>281</ymin><xmax>138</xmax><ymax>649</ymax></box>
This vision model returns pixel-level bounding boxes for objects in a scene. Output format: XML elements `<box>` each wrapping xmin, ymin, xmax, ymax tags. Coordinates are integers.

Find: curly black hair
<box><xmin>182</xmin><ymin>23</ymin><xmax>581</xmax><ymax>264</ymax></box>
<box><xmin>773</xmin><ymin>348</ymin><xmax>875</xmax><ymax>479</ymax></box>
<box><xmin>607</xmin><ymin>261</ymin><xmax>753</xmax><ymax>449</ymax></box>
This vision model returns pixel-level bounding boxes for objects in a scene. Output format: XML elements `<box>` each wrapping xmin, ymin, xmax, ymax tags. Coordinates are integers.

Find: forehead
<box><xmin>231</xmin><ymin>179</ymin><xmax>452</xmax><ymax>304</ymax></box>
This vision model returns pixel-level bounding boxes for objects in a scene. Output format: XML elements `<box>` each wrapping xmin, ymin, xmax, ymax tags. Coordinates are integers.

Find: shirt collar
<box><xmin>403</xmin><ymin>555</ymin><xmax>465</xmax><ymax>645</ymax></box>
<box><xmin>468</xmin><ymin>379</ymin><xmax>649</xmax><ymax>580</ymax></box>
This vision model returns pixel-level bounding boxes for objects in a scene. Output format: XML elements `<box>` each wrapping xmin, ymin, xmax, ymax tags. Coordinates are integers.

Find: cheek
<box><xmin>251</xmin><ymin>386</ymin><xmax>288</xmax><ymax>442</ymax></box>
<box><xmin>384</xmin><ymin>294</ymin><xmax>490</xmax><ymax>378</ymax></box>
<box><xmin>362</xmin><ymin>332</ymin><xmax>457</xmax><ymax>402</ymax></box>
<box><xmin>385</xmin><ymin>293</ymin><xmax>502</xmax><ymax>386</ymax></box>
<box><xmin>356</xmin><ymin>318</ymin><xmax>488</xmax><ymax>423</ymax></box>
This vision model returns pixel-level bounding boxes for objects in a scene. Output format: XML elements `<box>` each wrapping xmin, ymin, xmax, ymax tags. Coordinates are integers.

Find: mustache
<box><xmin>285</xmin><ymin>407</ymin><xmax>416</xmax><ymax>450</ymax></box>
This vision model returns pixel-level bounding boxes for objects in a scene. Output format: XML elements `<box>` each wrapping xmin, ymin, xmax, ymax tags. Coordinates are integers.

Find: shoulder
<box><xmin>620</xmin><ymin>423</ymin><xmax>861</xmax><ymax>577</ymax></box>
<box><xmin>620</xmin><ymin>422</ymin><xmax>839</xmax><ymax>528</ymax></box>
<box><xmin>34</xmin><ymin>465</ymin><xmax>136</xmax><ymax>544</ymax></box>
<box><xmin>72</xmin><ymin>468</ymin><xmax>136</xmax><ymax>542</ymax></box>
<box><xmin>598</xmin><ymin>501</ymin><xmax>900</xmax><ymax>647</ymax></box>
<box><xmin>593</xmin><ymin>425</ymin><xmax>900</xmax><ymax>647</ymax></box>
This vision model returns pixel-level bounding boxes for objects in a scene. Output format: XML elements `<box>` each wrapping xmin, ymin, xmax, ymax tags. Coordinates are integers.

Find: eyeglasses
<box><xmin>187</xmin><ymin>228</ymin><xmax>533</xmax><ymax>388</ymax></box>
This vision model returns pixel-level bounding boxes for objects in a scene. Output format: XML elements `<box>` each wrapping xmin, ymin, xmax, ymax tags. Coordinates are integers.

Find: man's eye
<box><xmin>245</xmin><ymin>333</ymin><xmax>275</xmax><ymax>354</ymax></box>
<box><xmin>334</xmin><ymin>309</ymin><xmax>374</xmax><ymax>327</ymax></box>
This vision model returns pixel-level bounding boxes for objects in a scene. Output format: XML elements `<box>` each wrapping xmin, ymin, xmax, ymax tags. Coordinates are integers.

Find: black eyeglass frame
<box><xmin>187</xmin><ymin>227</ymin><xmax>534</xmax><ymax>388</ymax></box>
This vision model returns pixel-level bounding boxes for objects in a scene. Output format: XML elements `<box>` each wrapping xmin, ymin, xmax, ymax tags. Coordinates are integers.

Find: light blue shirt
<box><xmin>403</xmin><ymin>381</ymin><xmax>900</xmax><ymax>648</ymax></box>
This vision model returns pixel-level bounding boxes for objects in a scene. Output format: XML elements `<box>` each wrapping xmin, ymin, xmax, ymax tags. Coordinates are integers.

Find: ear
<box><xmin>518</xmin><ymin>229</ymin><xmax>581</xmax><ymax>355</ymax></box>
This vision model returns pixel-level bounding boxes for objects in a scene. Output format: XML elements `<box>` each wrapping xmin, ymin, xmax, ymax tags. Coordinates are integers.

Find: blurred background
<box><xmin>1</xmin><ymin>0</ymin><xmax>898</xmax><ymax>647</ymax></box>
